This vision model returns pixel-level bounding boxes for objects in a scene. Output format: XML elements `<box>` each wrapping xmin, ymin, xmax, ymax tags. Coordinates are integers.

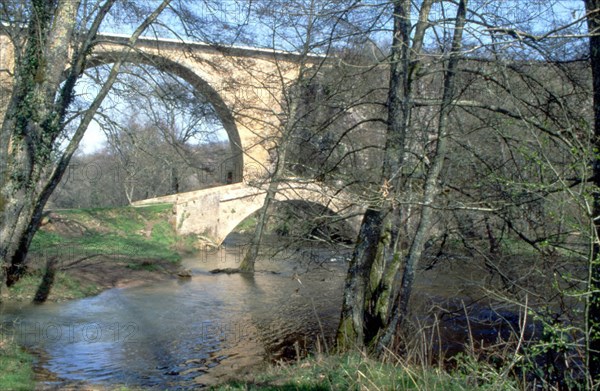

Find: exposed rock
<box><xmin>209</xmin><ymin>268</ymin><xmax>241</xmax><ymax>274</ymax></box>
<box><xmin>194</xmin><ymin>235</ymin><xmax>219</xmax><ymax>251</ymax></box>
<box><xmin>177</xmin><ymin>268</ymin><xmax>193</xmax><ymax>278</ymax></box>
<box><xmin>40</xmin><ymin>215</ymin><xmax>52</xmax><ymax>226</ymax></box>
<box><xmin>180</xmin><ymin>367</ymin><xmax>208</xmax><ymax>376</ymax></box>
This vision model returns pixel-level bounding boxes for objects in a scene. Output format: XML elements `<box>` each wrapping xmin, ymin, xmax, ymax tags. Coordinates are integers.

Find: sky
<box><xmin>79</xmin><ymin>121</ymin><xmax>105</xmax><ymax>155</ymax></box>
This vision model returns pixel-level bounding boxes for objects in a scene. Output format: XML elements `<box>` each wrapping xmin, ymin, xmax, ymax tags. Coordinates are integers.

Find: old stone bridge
<box><xmin>0</xmin><ymin>32</ymin><xmax>362</xmax><ymax>244</ymax></box>
<box><xmin>132</xmin><ymin>180</ymin><xmax>362</xmax><ymax>245</ymax></box>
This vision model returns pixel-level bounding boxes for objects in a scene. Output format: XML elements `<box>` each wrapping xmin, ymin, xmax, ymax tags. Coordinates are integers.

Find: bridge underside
<box><xmin>132</xmin><ymin>182</ymin><xmax>362</xmax><ymax>245</ymax></box>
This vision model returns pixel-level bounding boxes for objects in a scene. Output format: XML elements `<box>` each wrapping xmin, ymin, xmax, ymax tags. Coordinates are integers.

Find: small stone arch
<box><xmin>217</xmin><ymin>188</ymin><xmax>360</xmax><ymax>245</ymax></box>
<box><xmin>135</xmin><ymin>182</ymin><xmax>363</xmax><ymax>245</ymax></box>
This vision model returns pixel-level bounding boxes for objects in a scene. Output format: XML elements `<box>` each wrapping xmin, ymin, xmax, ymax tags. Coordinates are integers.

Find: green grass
<box><xmin>67</xmin><ymin>230</ymin><xmax>181</xmax><ymax>263</ymax></box>
<box><xmin>6</xmin><ymin>204</ymin><xmax>193</xmax><ymax>302</ymax></box>
<box><xmin>212</xmin><ymin>353</ymin><xmax>519</xmax><ymax>391</ymax></box>
<box><xmin>30</xmin><ymin>204</ymin><xmax>187</xmax><ymax>265</ymax></box>
<box><xmin>0</xmin><ymin>338</ymin><xmax>35</xmax><ymax>391</ymax></box>
<box><xmin>151</xmin><ymin>220</ymin><xmax>178</xmax><ymax>247</ymax></box>
<box><xmin>30</xmin><ymin>230</ymin><xmax>63</xmax><ymax>248</ymax></box>
<box><xmin>233</xmin><ymin>216</ymin><xmax>258</xmax><ymax>233</ymax></box>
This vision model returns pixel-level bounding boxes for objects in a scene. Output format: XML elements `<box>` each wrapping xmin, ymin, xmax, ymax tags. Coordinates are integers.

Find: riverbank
<box><xmin>21</xmin><ymin>352</ymin><xmax>519</xmax><ymax>390</ymax></box>
<box><xmin>1</xmin><ymin>204</ymin><xmax>200</xmax><ymax>390</ymax></box>
<box><xmin>211</xmin><ymin>352</ymin><xmax>518</xmax><ymax>390</ymax></box>
<box><xmin>2</xmin><ymin>204</ymin><xmax>196</xmax><ymax>303</ymax></box>
<box><xmin>0</xmin><ymin>205</ymin><xmax>550</xmax><ymax>390</ymax></box>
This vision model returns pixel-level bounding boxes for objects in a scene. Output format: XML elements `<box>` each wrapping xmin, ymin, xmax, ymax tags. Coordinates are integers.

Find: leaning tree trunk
<box><xmin>239</xmin><ymin>116</ymin><xmax>293</xmax><ymax>272</ymax></box>
<box><xmin>0</xmin><ymin>0</ymin><xmax>82</xmax><ymax>287</ymax></box>
<box><xmin>238</xmin><ymin>161</ymin><xmax>283</xmax><ymax>272</ymax></box>
<box><xmin>0</xmin><ymin>183</ymin><xmax>44</xmax><ymax>286</ymax></box>
<box><xmin>239</xmin><ymin>27</ymin><xmax>312</xmax><ymax>272</ymax></box>
<box><xmin>0</xmin><ymin>0</ymin><xmax>170</xmax><ymax>294</ymax></box>
<box><xmin>336</xmin><ymin>207</ymin><xmax>387</xmax><ymax>349</ymax></box>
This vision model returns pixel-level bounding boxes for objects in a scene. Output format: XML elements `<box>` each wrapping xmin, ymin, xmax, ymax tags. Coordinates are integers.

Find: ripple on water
<box><xmin>1</xmin><ymin>246</ymin><xmax>349</xmax><ymax>389</ymax></box>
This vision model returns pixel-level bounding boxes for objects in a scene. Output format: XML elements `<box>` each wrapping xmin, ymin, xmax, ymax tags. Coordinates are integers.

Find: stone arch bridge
<box><xmin>132</xmin><ymin>181</ymin><xmax>362</xmax><ymax>245</ymax></box>
<box><xmin>0</xmin><ymin>32</ymin><xmax>362</xmax><ymax>244</ymax></box>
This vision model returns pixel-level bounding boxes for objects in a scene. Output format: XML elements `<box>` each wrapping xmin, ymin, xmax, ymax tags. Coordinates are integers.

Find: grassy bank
<box><xmin>7</xmin><ymin>351</ymin><xmax>517</xmax><ymax>391</ymax></box>
<box><xmin>4</xmin><ymin>203</ymin><xmax>196</xmax><ymax>302</ymax></box>
<box><xmin>0</xmin><ymin>337</ymin><xmax>35</xmax><ymax>391</ymax></box>
<box><xmin>1</xmin><ymin>204</ymin><xmax>199</xmax><ymax>390</ymax></box>
<box><xmin>33</xmin><ymin>204</ymin><xmax>189</xmax><ymax>263</ymax></box>
<box><xmin>212</xmin><ymin>353</ymin><xmax>519</xmax><ymax>391</ymax></box>
<box><xmin>1</xmin><ymin>207</ymin><xmax>527</xmax><ymax>390</ymax></box>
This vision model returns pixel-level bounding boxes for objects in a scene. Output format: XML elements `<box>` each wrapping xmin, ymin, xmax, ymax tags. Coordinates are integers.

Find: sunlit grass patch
<box><xmin>212</xmin><ymin>353</ymin><xmax>519</xmax><ymax>390</ymax></box>
<box><xmin>6</xmin><ymin>204</ymin><xmax>191</xmax><ymax>302</ymax></box>
<box><xmin>0</xmin><ymin>336</ymin><xmax>35</xmax><ymax>391</ymax></box>
<box><xmin>30</xmin><ymin>204</ymin><xmax>188</xmax><ymax>265</ymax></box>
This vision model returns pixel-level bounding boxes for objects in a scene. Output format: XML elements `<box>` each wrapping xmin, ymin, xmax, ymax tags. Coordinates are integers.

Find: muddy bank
<box><xmin>2</xmin><ymin>255</ymin><xmax>185</xmax><ymax>303</ymax></box>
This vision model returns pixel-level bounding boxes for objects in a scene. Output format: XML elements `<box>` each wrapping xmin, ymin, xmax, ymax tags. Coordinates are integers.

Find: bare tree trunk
<box><xmin>336</xmin><ymin>0</ymin><xmax>434</xmax><ymax>352</ymax></box>
<box><xmin>377</xmin><ymin>0</ymin><xmax>468</xmax><ymax>353</ymax></box>
<box><xmin>0</xmin><ymin>0</ymin><xmax>170</xmax><ymax>292</ymax></box>
<box><xmin>337</xmin><ymin>207</ymin><xmax>386</xmax><ymax>349</ymax></box>
<box><xmin>363</xmin><ymin>0</ymin><xmax>435</xmax><ymax>351</ymax></box>
<box><xmin>1</xmin><ymin>0</ymin><xmax>82</xmax><ymax>286</ymax></box>
<box><xmin>239</xmin><ymin>91</ymin><xmax>298</xmax><ymax>272</ymax></box>
<box><xmin>0</xmin><ymin>190</ymin><xmax>41</xmax><ymax>286</ymax></box>
<box><xmin>238</xmin><ymin>143</ymin><xmax>288</xmax><ymax>272</ymax></box>
<box><xmin>239</xmin><ymin>4</ymin><xmax>317</xmax><ymax>273</ymax></box>
<box><xmin>584</xmin><ymin>0</ymin><xmax>600</xmax><ymax>383</ymax></box>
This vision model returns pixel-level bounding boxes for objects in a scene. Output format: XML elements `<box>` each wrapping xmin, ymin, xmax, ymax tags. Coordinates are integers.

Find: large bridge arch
<box><xmin>88</xmin><ymin>34</ymin><xmax>304</xmax><ymax>182</ymax></box>
<box><xmin>1</xmin><ymin>32</ymin><xmax>305</xmax><ymax>181</ymax></box>
<box><xmin>84</xmin><ymin>50</ymin><xmax>245</xmax><ymax>181</ymax></box>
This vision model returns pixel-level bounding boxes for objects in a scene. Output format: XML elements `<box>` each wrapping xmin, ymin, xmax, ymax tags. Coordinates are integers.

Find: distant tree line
<box><xmin>47</xmin><ymin>135</ymin><xmax>230</xmax><ymax>209</ymax></box>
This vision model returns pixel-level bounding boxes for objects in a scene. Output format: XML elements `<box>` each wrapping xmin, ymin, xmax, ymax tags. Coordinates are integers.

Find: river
<box><xmin>0</xmin><ymin>235</ymin><xmax>537</xmax><ymax>389</ymax></box>
<box><xmin>1</xmin><ymin>238</ymin><xmax>350</xmax><ymax>389</ymax></box>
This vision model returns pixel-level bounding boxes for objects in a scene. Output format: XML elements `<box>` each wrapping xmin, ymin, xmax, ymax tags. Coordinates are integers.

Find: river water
<box><xmin>1</xmin><ymin>239</ymin><xmax>350</xmax><ymax>389</ymax></box>
<box><xmin>0</xmin><ymin>235</ymin><xmax>538</xmax><ymax>389</ymax></box>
